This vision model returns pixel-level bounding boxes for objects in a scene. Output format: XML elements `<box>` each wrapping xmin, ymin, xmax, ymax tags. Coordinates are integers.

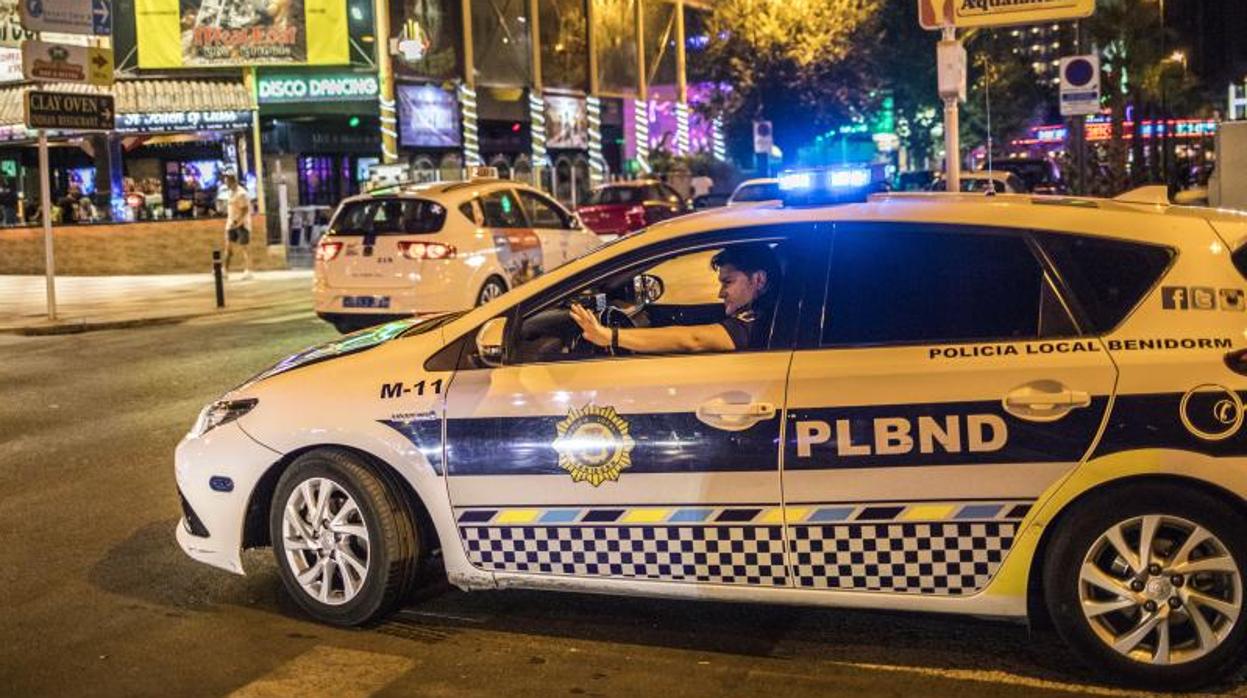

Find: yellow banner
<box><xmin>919</xmin><ymin>0</ymin><xmax>1094</xmax><ymax>30</ymax></box>
<box><xmin>136</xmin><ymin>0</ymin><xmax>347</xmax><ymax>69</ymax></box>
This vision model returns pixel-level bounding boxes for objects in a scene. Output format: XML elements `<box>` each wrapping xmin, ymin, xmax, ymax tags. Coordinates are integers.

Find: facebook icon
<box><xmin>1162</xmin><ymin>286</ymin><xmax>1189</xmax><ymax>310</ymax></box>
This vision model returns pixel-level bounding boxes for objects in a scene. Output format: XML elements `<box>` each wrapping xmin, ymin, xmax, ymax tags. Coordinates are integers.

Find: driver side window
<box><xmin>505</xmin><ymin>238</ymin><xmax>793</xmax><ymax>365</ymax></box>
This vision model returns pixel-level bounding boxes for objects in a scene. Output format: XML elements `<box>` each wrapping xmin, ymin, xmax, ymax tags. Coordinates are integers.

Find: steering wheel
<box><xmin>569</xmin><ymin>304</ymin><xmax>636</xmax><ymax>356</ymax></box>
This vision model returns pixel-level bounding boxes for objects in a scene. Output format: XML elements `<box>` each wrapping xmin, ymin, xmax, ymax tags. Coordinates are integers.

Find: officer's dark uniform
<box><xmin>717</xmin><ymin>293</ymin><xmax>776</xmax><ymax>351</ymax></box>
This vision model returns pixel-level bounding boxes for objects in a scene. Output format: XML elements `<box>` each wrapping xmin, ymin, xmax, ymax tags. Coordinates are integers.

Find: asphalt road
<box><xmin>2</xmin><ymin>304</ymin><xmax>1245</xmax><ymax>698</ymax></box>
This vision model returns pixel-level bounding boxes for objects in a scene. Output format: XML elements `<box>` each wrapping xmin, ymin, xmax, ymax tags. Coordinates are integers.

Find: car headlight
<box><xmin>189</xmin><ymin>398</ymin><xmax>258</xmax><ymax>439</ymax></box>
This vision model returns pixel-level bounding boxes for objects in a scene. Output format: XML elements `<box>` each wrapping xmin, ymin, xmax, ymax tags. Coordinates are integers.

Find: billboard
<box><xmin>397</xmin><ymin>84</ymin><xmax>461</xmax><ymax>148</ymax></box>
<box><xmin>918</xmin><ymin>0</ymin><xmax>1093</xmax><ymax>30</ymax></box>
<box><xmin>0</xmin><ymin>0</ymin><xmax>36</xmax><ymax>46</ymax></box>
<box><xmin>544</xmin><ymin>95</ymin><xmax>587</xmax><ymax>150</ymax></box>
<box><xmin>134</xmin><ymin>0</ymin><xmax>348</xmax><ymax>68</ymax></box>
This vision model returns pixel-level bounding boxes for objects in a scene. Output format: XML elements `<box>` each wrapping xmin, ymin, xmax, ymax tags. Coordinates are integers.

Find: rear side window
<box><xmin>519</xmin><ymin>191</ymin><xmax>570</xmax><ymax>229</ymax></box>
<box><xmin>481</xmin><ymin>190</ymin><xmax>528</xmax><ymax>228</ymax></box>
<box><xmin>331</xmin><ymin>199</ymin><xmax>446</xmax><ymax>236</ymax></box>
<box><xmin>822</xmin><ymin>225</ymin><xmax>1056</xmax><ymax>346</ymax></box>
<box><xmin>1038</xmin><ymin>233</ymin><xmax>1173</xmax><ymax>332</ymax></box>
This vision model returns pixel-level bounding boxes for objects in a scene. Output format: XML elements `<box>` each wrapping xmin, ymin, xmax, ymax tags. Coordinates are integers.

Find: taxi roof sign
<box><xmin>918</xmin><ymin>0</ymin><xmax>1094</xmax><ymax>31</ymax></box>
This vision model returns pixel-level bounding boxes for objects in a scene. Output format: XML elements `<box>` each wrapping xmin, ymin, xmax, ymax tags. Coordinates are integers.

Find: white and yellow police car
<box><xmin>314</xmin><ymin>177</ymin><xmax>601</xmax><ymax>333</ymax></box>
<box><xmin>179</xmin><ymin>175</ymin><xmax>1247</xmax><ymax>688</ymax></box>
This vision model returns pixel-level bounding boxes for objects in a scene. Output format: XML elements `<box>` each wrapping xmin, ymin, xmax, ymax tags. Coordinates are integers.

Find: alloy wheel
<box><xmin>281</xmin><ymin>477</ymin><xmax>371</xmax><ymax>606</ymax></box>
<box><xmin>1079</xmin><ymin>514</ymin><xmax>1241</xmax><ymax>665</ymax></box>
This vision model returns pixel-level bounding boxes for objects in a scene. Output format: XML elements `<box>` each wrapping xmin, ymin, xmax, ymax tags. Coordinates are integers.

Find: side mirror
<box><xmin>633</xmin><ymin>273</ymin><xmax>665</xmax><ymax>305</ymax></box>
<box><xmin>475</xmin><ymin>316</ymin><xmax>507</xmax><ymax>367</ymax></box>
<box><xmin>569</xmin><ymin>213</ymin><xmax>583</xmax><ymax>230</ymax></box>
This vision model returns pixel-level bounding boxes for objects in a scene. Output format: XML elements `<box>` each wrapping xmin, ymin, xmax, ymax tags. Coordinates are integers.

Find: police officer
<box><xmin>570</xmin><ymin>243</ymin><xmax>780</xmax><ymax>354</ymax></box>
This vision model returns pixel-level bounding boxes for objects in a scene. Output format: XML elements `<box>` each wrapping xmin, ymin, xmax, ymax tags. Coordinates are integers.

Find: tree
<box><xmin>958</xmin><ymin>28</ymin><xmax>1052</xmax><ymax>158</ymax></box>
<box><xmin>875</xmin><ymin>0</ymin><xmax>941</xmax><ymax>170</ymax></box>
<box><xmin>1088</xmin><ymin>0</ymin><xmax>1172</xmax><ymax>191</ymax></box>
<box><xmin>700</xmin><ymin>0</ymin><xmax>884</xmax><ymax>167</ymax></box>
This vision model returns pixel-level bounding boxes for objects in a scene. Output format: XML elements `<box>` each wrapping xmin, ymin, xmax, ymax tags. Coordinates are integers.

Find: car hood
<box><xmin>238</xmin><ymin>312</ymin><xmax>461</xmax><ymax>389</ymax></box>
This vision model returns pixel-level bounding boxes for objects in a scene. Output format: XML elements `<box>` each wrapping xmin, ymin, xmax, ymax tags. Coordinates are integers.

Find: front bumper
<box><xmin>174</xmin><ymin>421</ymin><xmax>280</xmax><ymax>575</ymax></box>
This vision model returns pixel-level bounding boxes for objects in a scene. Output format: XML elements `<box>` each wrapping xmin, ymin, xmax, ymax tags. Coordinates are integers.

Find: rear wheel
<box><xmin>1043</xmin><ymin>483</ymin><xmax>1246</xmax><ymax>689</ymax></box>
<box><xmin>269</xmin><ymin>448</ymin><xmax>420</xmax><ymax>626</ymax></box>
<box><xmin>476</xmin><ymin>277</ymin><xmax>507</xmax><ymax>306</ymax></box>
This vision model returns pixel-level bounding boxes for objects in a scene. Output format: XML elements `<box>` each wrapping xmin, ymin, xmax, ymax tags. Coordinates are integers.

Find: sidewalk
<box><xmin>0</xmin><ymin>270</ymin><xmax>314</xmax><ymax>335</ymax></box>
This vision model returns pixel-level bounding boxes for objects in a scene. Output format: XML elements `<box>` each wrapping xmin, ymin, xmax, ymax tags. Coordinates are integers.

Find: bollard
<box><xmin>212</xmin><ymin>249</ymin><xmax>225</xmax><ymax>308</ymax></box>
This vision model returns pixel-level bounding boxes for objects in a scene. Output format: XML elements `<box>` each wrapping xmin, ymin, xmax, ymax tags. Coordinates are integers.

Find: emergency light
<box><xmin>778</xmin><ymin>164</ymin><xmax>887</xmax><ymax>206</ymax></box>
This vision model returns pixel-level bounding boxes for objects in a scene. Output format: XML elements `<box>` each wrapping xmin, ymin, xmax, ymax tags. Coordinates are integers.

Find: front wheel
<box><xmin>1043</xmin><ymin>483</ymin><xmax>1246</xmax><ymax>689</ymax></box>
<box><xmin>269</xmin><ymin>448</ymin><xmax>420</xmax><ymax>626</ymax></box>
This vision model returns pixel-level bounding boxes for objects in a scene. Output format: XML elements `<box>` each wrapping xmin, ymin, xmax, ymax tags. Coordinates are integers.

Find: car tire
<box><xmin>476</xmin><ymin>277</ymin><xmax>507</xmax><ymax>306</ymax></box>
<box><xmin>1043</xmin><ymin>483</ymin><xmax>1247</xmax><ymax>689</ymax></box>
<box><xmin>269</xmin><ymin>448</ymin><xmax>421</xmax><ymax>626</ymax></box>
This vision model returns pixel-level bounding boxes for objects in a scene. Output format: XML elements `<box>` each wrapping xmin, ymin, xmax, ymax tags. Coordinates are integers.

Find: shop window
<box><xmin>299</xmin><ymin>156</ymin><xmax>342</xmax><ymax>207</ymax></box>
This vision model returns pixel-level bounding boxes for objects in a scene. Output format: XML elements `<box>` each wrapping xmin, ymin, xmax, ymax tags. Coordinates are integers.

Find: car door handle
<box><xmin>696</xmin><ymin>399</ymin><xmax>776</xmax><ymax>432</ymax></box>
<box><xmin>1002</xmin><ymin>381</ymin><xmax>1091</xmax><ymax>422</ymax></box>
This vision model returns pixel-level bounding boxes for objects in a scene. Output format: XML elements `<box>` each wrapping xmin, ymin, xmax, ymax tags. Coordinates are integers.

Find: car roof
<box><xmin>735</xmin><ymin>178</ymin><xmax>779</xmax><ymax>188</ymax></box>
<box><xmin>958</xmin><ymin>171</ymin><xmax>1015</xmax><ymax>182</ymax></box>
<box><xmin>609</xmin><ymin>192</ymin><xmax>1246</xmax><ymax>250</ymax></box>
<box><xmin>595</xmin><ymin>180</ymin><xmax>662</xmax><ymax>190</ymax></box>
<box><xmin>336</xmin><ymin>179</ymin><xmax>546</xmax><ymax>208</ymax></box>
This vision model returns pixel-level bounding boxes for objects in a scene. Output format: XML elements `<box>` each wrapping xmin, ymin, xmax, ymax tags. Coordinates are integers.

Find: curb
<box><xmin>0</xmin><ymin>302</ymin><xmax>315</xmax><ymax>336</ymax></box>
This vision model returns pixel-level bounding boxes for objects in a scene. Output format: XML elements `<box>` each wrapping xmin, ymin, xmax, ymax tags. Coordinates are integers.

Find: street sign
<box><xmin>918</xmin><ymin>0</ymin><xmax>1093</xmax><ymax>30</ymax></box>
<box><xmin>1059</xmin><ymin>54</ymin><xmax>1101</xmax><ymax>117</ymax></box>
<box><xmin>21</xmin><ymin>40</ymin><xmax>113</xmax><ymax>86</ymax></box>
<box><xmin>24</xmin><ymin>90</ymin><xmax>115</xmax><ymax>131</ymax></box>
<box><xmin>19</xmin><ymin>0</ymin><xmax>111</xmax><ymax>36</ymax></box>
<box><xmin>753</xmin><ymin>120</ymin><xmax>773</xmax><ymax>155</ymax></box>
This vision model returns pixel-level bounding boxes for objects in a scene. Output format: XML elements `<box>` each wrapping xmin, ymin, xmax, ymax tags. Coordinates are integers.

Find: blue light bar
<box><xmin>778</xmin><ymin>164</ymin><xmax>887</xmax><ymax>206</ymax></box>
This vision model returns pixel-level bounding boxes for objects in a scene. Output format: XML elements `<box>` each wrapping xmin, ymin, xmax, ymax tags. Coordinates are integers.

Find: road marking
<box><xmin>820</xmin><ymin>661</ymin><xmax>1207</xmax><ymax>697</ymax></box>
<box><xmin>227</xmin><ymin>645</ymin><xmax>414</xmax><ymax>698</ymax></box>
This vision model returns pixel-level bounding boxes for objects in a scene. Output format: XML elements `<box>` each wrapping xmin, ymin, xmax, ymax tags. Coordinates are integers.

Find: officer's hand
<box><xmin>569</xmin><ymin>303</ymin><xmax>610</xmax><ymax>347</ymax></box>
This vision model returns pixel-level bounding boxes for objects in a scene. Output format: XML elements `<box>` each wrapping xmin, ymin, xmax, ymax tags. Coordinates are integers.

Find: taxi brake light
<box><xmin>397</xmin><ymin>241</ymin><xmax>457</xmax><ymax>260</ymax></box>
<box><xmin>316</xmin><ymin>241</ymin><xmax>343</xmax><ymax>262</ymax></box>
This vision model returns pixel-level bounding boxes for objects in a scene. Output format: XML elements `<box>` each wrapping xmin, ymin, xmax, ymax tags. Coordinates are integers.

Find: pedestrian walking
<box><xmin>222</xmin><ymin>172</ymin><xmax>253</xmax><ymax>280</ymax></box>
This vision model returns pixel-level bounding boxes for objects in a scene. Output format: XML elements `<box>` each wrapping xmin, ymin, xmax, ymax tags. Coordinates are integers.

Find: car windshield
<box><xmin>331</xmin><ymin>198</ymin><xmax>447</xmax><ymax>236</ymax></box>
<box><xmin>587</xmin><ymin>186</ymin><xmax>643</xmax><ymax>206</ymax></box>
<box><xmin>733</xmin><ymin>183</ymin><xmax>781</xmax><ymax>202</ymax></box>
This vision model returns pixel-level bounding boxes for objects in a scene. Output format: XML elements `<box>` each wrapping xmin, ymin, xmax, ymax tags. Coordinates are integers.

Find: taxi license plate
<box><xmin>342</xmin><ymin>295</ymin><xmax>391</xmax><ymax>309</ymax></box>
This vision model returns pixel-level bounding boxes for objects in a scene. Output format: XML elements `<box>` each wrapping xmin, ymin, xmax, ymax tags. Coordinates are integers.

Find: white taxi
<box><xmin>314</xmin><ymin>178</ymin><xmax>601</xmax><ymax>333</ymax></box>
<box><xmin>178</xmin><ymin>181</ymin><xmax>1247</xmax><ymax>688</ymax></box>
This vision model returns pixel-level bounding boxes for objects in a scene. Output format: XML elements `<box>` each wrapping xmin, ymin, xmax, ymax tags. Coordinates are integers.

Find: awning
<box><xmin>0</xmin><ymin>79</ymin><xmax>254</xmax><ymax>137</ymax></box>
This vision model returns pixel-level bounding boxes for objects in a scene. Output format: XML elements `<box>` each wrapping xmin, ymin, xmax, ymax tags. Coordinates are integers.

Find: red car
<box><xmin>576</xmin><ymin>180</ymin><xmax>690</xmax><ymax>238</ymax></box>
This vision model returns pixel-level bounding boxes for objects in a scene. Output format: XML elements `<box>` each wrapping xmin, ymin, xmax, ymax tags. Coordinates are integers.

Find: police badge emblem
<box><xmin>552</xmin><ymin>404</ymin><xmax>636</xmax><ymax>486</ymax></box>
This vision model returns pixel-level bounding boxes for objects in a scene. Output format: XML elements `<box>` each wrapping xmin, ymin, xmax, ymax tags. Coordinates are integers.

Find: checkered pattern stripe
<box><xmin>460</xmin><ymin>525</ymin><xmax>787</xmax><ymax>586</ymax></box>
<box><xmin>790</xmin><ymin>521</ymin><xmax>1017</xmax><ymax>595</ymax></box>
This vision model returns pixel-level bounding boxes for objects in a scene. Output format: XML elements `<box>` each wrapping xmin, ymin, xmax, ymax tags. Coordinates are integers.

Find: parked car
<box><xmin>929</xmin><ymin>170</ymin><xmax>1026</xmax><ymax>194</ymax></box>
<box><xmin>727</xmin><ymin>178</ymin><xmax>782</xmax><ymax>207</ymax></box>
<box><xmin>993</xmin><ymin>157</ymin><xmax>1065</xmax><ymax>194</ymax></box>
<box><xmin>576</xmin><ymin>180</ymin><xmax>690</xmax><ymax>238</ymax></box>
<box><xmin>314</xmin><ymin>178</ymin><xmax>601</xmax><ymax>333</ymax></box>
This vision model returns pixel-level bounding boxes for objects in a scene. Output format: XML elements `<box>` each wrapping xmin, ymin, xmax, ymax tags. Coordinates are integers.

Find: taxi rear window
<box><xmin>331</xmin><ymin>199</ymin><xmax>447</xmax><ymax>236</ymax></box>
<box><xmin>1037</xmin><ymin>232</ymin><xmax>1173</xmax><ymax>333</ymax></box>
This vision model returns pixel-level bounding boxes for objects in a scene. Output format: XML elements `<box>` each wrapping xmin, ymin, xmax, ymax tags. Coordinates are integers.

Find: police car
<box><xmin>178</xmin><ymin>173</ymin><xmax>1247</xmax><ymax>688</ymax></box>
<box><xmin>314</xmin><ymin>177</ymin><xmax>601</xmax><ymax>333</ymax></box>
